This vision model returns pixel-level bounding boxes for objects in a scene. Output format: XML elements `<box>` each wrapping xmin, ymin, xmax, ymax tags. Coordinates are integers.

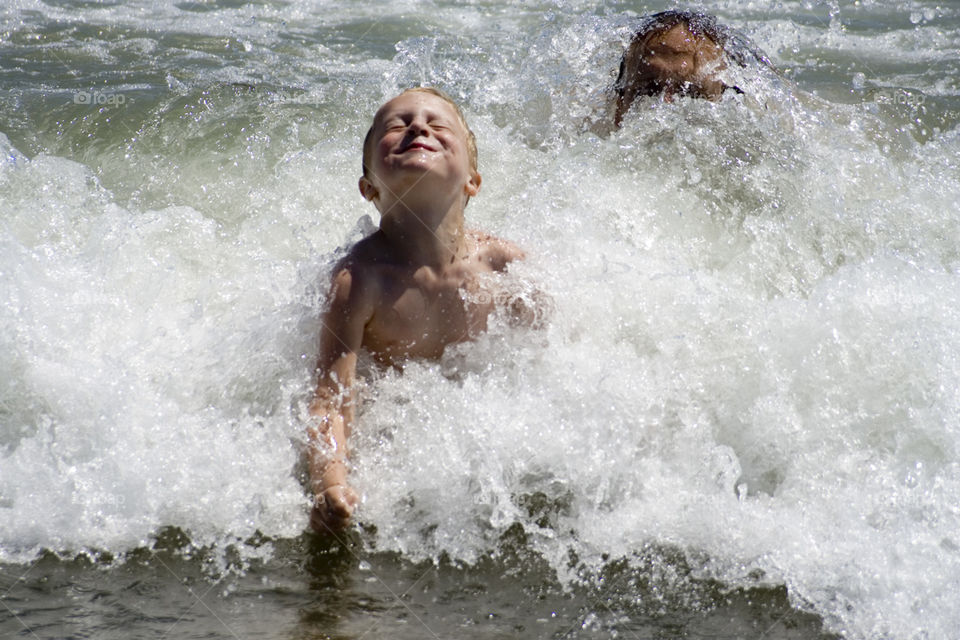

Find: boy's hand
<box><xmin>310</xmin><ymin>484</ymin><xmax>359</xmax><ymax>534</ymax></box>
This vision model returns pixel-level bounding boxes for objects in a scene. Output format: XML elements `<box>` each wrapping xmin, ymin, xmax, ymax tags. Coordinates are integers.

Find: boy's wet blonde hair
<box><xmin>361</xmin><ymin>87</ymin><xmax>478</xmax><ymax>178</ymax></box>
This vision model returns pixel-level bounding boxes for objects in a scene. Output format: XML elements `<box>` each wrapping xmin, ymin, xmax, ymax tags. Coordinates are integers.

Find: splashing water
<box><xmin>2</xmin><ymin>2</ymin><xmax>960</xmax><ymax>638</ymax></box>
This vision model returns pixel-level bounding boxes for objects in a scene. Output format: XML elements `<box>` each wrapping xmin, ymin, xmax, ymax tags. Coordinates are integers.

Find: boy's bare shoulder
<box><xmin>327</xmin><ymin>232</ymin><xmax>392</xmax><ymax>306</ymax></box>
<box><xmin>467</xmin><ymin>228</ymin><xmax>525</xmax><ymax>272</ymax></box>
<box><xmin>332</xmin><ymin>232</ymin><xmax>397</xmax><ymax>277</ymax></box>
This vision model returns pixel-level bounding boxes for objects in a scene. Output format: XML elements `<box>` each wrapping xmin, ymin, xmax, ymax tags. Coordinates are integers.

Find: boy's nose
<box><xmin>407</xmin><ymin>117</ymin><xmax>429</xmax><ymax>136</ymax></box>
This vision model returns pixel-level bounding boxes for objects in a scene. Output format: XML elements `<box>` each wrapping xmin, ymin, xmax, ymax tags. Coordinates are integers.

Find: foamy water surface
<box><xmin>2</xmin><ymin>1</ymin><xmax>960</xmax><ymax>638</ymax></box>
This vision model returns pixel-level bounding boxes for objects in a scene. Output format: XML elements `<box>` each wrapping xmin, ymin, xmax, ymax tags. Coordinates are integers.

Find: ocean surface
<box><xmin>2</xmin><ymin>1</ymin><xmax>959</xmax><ymax>638</ymax></box>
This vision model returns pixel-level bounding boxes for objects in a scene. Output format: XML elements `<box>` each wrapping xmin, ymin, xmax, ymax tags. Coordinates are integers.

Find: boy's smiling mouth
<box><xmin>401</xmin><ymin>140</ymin><xmax>437</xmax><ymax>153</ymax></box>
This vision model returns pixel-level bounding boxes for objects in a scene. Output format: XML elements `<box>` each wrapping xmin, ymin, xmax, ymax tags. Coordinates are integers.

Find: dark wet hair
<box><xmin>621</xmin><ymin>9</ymin><xmax>770</xmax><ymax>70</ymax></box>
<box><xmin>612</xmin><ymin>9</ymin><xmax>773</xmax><ymax>127</ymax></box>
<box><xmin>611</xmin><ymin>10</ymin><xmax>773</xmax><ymax>125</ymax></box>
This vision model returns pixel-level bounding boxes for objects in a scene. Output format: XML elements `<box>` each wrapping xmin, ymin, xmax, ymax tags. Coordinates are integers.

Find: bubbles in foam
<box><xmin>2</xmin><ymin>3</ymin><xmax>960</xmax><ymax>638</ymax></box>
<box><xmin>343</xmin><ymin>18</ymin><xmax>960</xmax><ymax>637</ymax></box>
<box><xmin>0</xmin><ymin>137</ymin><xmax>319</xmax><ymax>563</ymax></box>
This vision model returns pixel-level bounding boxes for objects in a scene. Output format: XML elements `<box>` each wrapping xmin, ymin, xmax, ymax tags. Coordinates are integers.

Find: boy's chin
<box><xmin>386</xmin><ymin>163</ymin><xmax>465</xmax><ymax>186</ymax></box>
<box><xmin>391</xmin><ymin>154</ymin><xmax>445</xmax><ymax>173</ymax></box>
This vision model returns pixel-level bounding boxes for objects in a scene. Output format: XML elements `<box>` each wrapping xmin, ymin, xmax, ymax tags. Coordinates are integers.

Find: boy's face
<box><xmin>360</xmin><ymin>92</ymin><xmax>480</xmax><ymax>207</ymax></box>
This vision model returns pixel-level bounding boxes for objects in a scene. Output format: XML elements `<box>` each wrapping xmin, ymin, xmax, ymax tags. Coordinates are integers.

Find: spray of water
<box><xmin>2</xmin><ymin>4</ymin><xmax>960</xmax><ymax>638</ymax></box>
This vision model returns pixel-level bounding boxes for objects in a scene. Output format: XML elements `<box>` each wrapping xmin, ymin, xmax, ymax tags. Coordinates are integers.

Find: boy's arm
<box><xmin>479</xmin><ymin>233</ymin><xmax>553</xmax><ymax>328</ymax></box>
<box><xmin>471</xmin><ymin>229</ymin><xmax>526</xmax><ymax>271</ymax></box>
<box><xmin>307</xmin><ymin>266</ymin><xmax>375</xmax><ymax>534</ymax></box>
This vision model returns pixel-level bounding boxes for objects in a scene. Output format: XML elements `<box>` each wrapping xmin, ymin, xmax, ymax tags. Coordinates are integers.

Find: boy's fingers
<box><xmin>310</xmin><ymin>487</ymin><xmax>358</xmax><ymax>534</ymax></box>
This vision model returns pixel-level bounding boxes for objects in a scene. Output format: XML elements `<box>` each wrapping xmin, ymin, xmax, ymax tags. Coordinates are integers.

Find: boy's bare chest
<box><xmin>363</xmin><ymin>265</ymin><xmax>497</xmax><ymax>361</ymax></box>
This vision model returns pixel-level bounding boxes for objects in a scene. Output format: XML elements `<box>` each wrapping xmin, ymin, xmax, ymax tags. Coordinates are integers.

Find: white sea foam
<box><xmin>1</xmin><ymin>2</ymin><xmax>960</xmax><ymax>638</ymax></box>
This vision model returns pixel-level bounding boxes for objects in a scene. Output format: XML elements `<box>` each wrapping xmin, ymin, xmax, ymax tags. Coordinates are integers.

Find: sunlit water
<box><xmin>2</xmin><ymin>1</ymin><xmax>959</xmax><ymax>639</ymax></box>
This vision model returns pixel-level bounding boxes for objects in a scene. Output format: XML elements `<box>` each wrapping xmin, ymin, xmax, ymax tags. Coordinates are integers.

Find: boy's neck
<box><xmin>378</xmin><ymin>193</ymin><xmax>468</xmax><ymax>270</ymax></box>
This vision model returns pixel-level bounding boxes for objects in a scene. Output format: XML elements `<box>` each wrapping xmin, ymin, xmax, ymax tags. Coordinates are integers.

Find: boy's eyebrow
<box><xmin>381</xmin><ymin>109</ymin><xmax>454</xmax><ymax>123</ymax></box>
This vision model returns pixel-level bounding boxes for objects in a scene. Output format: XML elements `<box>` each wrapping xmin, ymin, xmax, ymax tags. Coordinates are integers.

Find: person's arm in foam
<box><xmin>307</xmin><ymin>266</ymin><xmax>375</xmax><ymax>534</ymax></box>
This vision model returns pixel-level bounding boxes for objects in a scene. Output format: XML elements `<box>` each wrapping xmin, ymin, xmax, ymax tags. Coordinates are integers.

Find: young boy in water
<box><xmin>306</xmin><ymin>88</ymin><xmax>526</xmax><ymax>534</ymax></box>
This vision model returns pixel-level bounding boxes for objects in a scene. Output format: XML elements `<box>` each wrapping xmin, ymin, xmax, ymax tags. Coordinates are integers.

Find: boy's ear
<box><xmin>358</xmin><ymin>176</ymin><xmax>378</xmax><ymax>201</ymax></box>
<box><xmin>464</xmin><ymin>171</ymin><xmax>482</xmax><ymax>198</ymax></box>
